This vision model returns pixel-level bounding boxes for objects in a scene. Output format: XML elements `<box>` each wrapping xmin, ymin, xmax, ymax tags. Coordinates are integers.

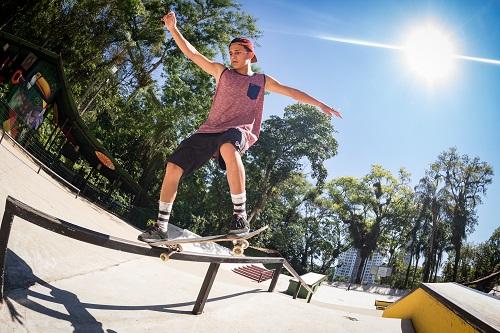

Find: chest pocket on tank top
<box><xmin>247</xmin><ymin>83</ymin><xmax>261</xmax><ymax>100</ymax></box>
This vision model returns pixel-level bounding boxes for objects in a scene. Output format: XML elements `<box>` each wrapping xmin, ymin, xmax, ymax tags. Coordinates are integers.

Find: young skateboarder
<box><xmin>139</xmin><ymin>11</ymin><xmax>342</xmax><ymax>242</ymax></box>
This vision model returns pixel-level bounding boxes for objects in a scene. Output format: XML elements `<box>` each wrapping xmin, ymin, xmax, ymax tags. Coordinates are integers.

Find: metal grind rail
<box><xmin>0</xmin><ymin>196</ymin><xmax>313</xmax><ymax>315</ymax></box>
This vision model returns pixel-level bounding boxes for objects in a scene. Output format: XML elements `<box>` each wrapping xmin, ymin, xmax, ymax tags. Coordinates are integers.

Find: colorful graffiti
<box><xmin>0</xmin><ymin>39</ymin><xmax>58</xmax><ymax>137</ymax></box>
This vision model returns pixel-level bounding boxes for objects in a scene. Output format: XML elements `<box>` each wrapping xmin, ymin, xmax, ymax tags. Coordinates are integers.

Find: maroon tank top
<box><xmin>196</xmin><ymin>68</ymin><xmax>266</xmax><ymax>151</ymax></box>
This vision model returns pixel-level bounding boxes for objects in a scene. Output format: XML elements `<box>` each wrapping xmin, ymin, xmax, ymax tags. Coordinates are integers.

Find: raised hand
<box><xmin>162</xmin><ymin>11</ymin><xmax>177</xmax><ymax>31</ymax></box>
<box><xmin>320</xmin><ymin>104</ymin><xmax>343</xmax><ymax>118</ymax></box>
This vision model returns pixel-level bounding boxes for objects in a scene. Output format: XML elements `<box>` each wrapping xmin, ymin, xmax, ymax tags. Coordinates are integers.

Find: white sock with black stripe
<box><xmin>231</xmin><ymin>192</ymin><xmax>247</xmax><ymax>219</ymax></box>
<box><xmin>157</xmin><ymin>201</ymin><xmax>173</xmax><ymax>233</ymax></box>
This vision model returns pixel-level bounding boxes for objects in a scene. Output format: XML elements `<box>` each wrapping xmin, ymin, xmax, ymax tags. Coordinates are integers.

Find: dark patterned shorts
<box><xmin>167</xmin><ymin>128</ymin><xmax>246</xmax><ymax>177</ymax></box>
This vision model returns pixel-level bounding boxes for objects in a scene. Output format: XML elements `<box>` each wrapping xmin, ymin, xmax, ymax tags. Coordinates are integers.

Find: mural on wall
<box><xmin>0</xmin><ymin>40</ymin><xmax>58</xmax><ymax>138</ymax></box>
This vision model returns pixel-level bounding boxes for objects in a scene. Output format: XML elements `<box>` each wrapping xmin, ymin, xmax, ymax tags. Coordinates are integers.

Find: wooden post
<box><xmin>192</xmin><ymin>263</ymin><xmax>220</xmax><ymax>315</ymax></box>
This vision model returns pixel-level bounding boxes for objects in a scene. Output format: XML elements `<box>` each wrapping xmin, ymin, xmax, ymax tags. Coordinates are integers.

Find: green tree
<box><xmin>253</xmin><ymin>174</ymin><xmax>348</xmax><ymax>275</ymax></box>
<box><xmin>444</xmin><ymin>227</ymin><xmax>500</xmax><ymax>289</ymax></box>
<box><xmin>377</xmin><ymin>182</ymin><xmax>415</xmax><ymax>287</ymax></box>
<box><xmin>327</xmin><ymin>165</ymin><xmax>412</xmax><ymax>284</ymax></box>
<box><xmin>378</xmin><ymin>181</ymin><xmax>415</xmax><ymax>267</ymax></box>
<box><xmin>403</xmin><ymin>185</ymin><xmax>431</xmax><ymax>288</ymax></box>
<box><xmin>298</xmin><ymin>191</ymin><xmax>349</xmax><ymax>275</ymax></box>
<box><xmin>433</xmin><ymin>148</ymin><xmax>494</xmax><ymax>281</ymax></box>
<box><xmin>485</xmin><ymin>227</ymin><xmax>500</xmax><ymax>273</ymax></box>
<box><xmin>261</xmin><ymin>174</ymin><xmax>317</xmax><ymax>273</ymax></box>
<box><xmin>1</xmin><ymin>1</ymin><xmax>260</xmax><ymax>209</ymax></box>
<box><xmin>413</xmin><ymin>172</ymin><xmax>450</xmax><ymax>282</ymax></box>
<box><xmin>246</xmin><ymin>103</ymin><xmax>338</xmax><ymax>224</ymax></box>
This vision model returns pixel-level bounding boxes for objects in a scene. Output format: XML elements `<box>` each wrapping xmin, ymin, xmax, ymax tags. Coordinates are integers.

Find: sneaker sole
<box><xmin>138</xmin><ymin>236</ymin><xmax>168</xmax><ymax>243</ymax></box>
<box><xmin>228</xmin><ymin>228</ymin><xmax>250</xmax><ymax>235</ymax></box>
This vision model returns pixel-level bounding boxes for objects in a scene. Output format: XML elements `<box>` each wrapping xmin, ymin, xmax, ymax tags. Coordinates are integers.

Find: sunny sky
<box><xmin>234</xmin><ymin>0</ymin><xmax>500</xmax><ymax>243</ymax></box>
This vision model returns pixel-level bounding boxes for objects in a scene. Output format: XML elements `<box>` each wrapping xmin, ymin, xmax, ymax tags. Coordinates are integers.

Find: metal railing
<box><xmin>0</xmin><ymin>128</ymin><xmax>148</xmax><ymax>226</ymax></box>
<box><xmin>0</xmin><ymin>196</ymin><xmax>314</xmax><ymax>315</ymax></box>
<box><xmin>1</xmin><ymin>130</ymin><xmax>80</xmax><ymax>198</ymax></box>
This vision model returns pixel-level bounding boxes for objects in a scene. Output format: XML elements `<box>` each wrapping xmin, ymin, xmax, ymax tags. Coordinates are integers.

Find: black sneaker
<box><xmin>138</xmin><ymin>224</ymin><xmax>168</xmax><ymax>243</ymax></box>
<box><xmin>229</xmin><ymin>214</ymin><xmax>250</xmax><ymax>234</ymax></box>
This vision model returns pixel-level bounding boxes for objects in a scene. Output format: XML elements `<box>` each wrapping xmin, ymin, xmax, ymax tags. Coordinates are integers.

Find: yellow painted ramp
<box><xmin>383</xmin><ymin>283</ymin><xmax>500</xmax><ymax>333</ymax></box>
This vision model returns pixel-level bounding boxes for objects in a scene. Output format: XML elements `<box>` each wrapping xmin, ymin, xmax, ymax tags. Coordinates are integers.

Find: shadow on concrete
<box><xmin>400</xmin><ymin>319</ymin><xmax>415</xmax><ymax>333</ymax></box>
<box><xmin>4</xmin><ymin>249</ymin><xmax>106</xmax><ymax>332</ymax></box>
<box><xmin>4</xmin><ymin>250</ymin><xmax>263</xmax><ymax>332</ymax></box>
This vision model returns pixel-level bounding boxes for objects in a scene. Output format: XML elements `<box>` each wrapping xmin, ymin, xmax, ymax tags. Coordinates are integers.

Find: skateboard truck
<box><xmin>159</xmin><ymin>244</ymin><xmax>183</xmax><ymax>262</ymax></box>
<box><xmin>231</xmin><ymin>239</ymin><xmax>249</xmax><ymax>256</ymax></box>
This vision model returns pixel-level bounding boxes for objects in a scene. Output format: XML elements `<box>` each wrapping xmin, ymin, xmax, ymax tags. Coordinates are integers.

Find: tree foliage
<box><xmin>442</xmin><ymin>227</ymin><xmax>500</xmax><ymax>291</ymax></box>
<box><xmin>326</xmin><ymin>165</ymin><xmax>413</xmax><ymax>283</ymax></box>
<box><xmin>432</xmin><ymin>148</ymin><xmax>494</xmax><ymax>281</ymax></box>
<box><xmin>1</xmin><ymin>3</ymin><xmax>496</xmax><ymax>286</ymax></box>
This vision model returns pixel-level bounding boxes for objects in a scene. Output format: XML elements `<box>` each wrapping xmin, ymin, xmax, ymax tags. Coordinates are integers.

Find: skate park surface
<box><xmin>0</xmin><ymin>135</ymin><xmax>417</xmax><ymax>332</ymax></box>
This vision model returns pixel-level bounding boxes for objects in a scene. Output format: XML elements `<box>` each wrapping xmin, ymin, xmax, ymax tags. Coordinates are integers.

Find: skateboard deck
<box><xmin>149</xmin><ymin>225</ymin><xmax>268</xmax><ymax>259</ymax></box>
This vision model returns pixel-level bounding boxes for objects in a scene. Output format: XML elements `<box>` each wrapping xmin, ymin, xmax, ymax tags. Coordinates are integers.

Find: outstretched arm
<box><xmin>163</xmin><ymin>12</ymin><xmax>225</xmax><ymax>79</ymax></box>
<box><xmin>265</xmin><ymin>75</ymin><xmax>342</xmax><ymax>118</ymax></box>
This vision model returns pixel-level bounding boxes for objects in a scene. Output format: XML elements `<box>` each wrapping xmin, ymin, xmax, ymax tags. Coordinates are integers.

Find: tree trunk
<box><xmin>452</xmin><ymin>242</ymin><xmax>462</xmax><ymax>282</ymax></box>
<box><xmin>423</xmin><ymin>199</ymin><xmax>439</xmax><ymax>282</ymax></box>
<box><xmin>411</xmin><ymin>253</ymin><xmax>420</xmax><ymax>288</ymax></box>
<box><xmin>355</xmin><ymin>255</ymin><xmax>368</xmax><ymax>284</ymax></box>
<box><xmin>247</xmin><ymin>169</ymin><xmax>272</xmax><ymax>223</ymax></box>
<box><xmin>451</xmin><ymin>212</ymin><xmax>466</xmax><ymax>281</ymax></box>
<box><xmin>248</xmin><ymin>190</ymin><xmax>268</xmax><ymax>223</ymax></box>
<box><xmin>134</xmin><ymin>152</ymin><xmax>163</xmax><ymax>206</ymax></box>
<box><xmin>403</xmin><ymin>247</ymin><xmax>414</xmax><ymax>288</ymax></box>
<box><xmin>432</xmin><ymin>250</ymin><xmax>442</xmax><ymax>282</ymax></box>
<box><xmin>319</xmin><ymin>247</ymin><xmax>342</xmax><ymax>274</ymax></box>
<box><xmin>300</xmin><ymin>245</ymin><xmax>309</xmax><ymax>274</ymax></box>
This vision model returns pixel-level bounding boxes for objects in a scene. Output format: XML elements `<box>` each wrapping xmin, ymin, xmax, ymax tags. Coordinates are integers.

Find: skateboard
<box><xmin>149</xmin><ymin>225</ymin><xmax>269</xmax><ymax>260</ymax></box>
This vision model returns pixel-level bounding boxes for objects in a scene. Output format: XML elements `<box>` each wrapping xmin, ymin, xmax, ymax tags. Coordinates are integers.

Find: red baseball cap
<box><xmin>229</xmin><ymin>37</ymin><xmax>257</xmax><ymax>63</ymax></box>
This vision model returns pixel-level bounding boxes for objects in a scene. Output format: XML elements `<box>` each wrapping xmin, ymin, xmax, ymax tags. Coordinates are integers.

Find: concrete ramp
<box><xmin>383</xmin><ymin>283</ymin><xmax>500</xmax><ymax>333</ymax></box>
<box><xmin>0</xmin><ymin>134</ymin><xmax>414</xmax><ymax>332</ymax></box>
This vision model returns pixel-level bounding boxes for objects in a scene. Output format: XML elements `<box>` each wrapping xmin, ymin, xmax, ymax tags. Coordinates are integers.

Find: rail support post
<box><xmin>0</xmin><ymin>200</ymin><xmax>15</xmax><ymax>302</ymax></box>
<box><xmin>268</xmin><ymin>262</ymin><xmax>283</xmax><ymax>292</ymax></box>
<box><xmin>192</xmin><ymin>262</ymin><xmax>220</xmax><ymax>315</ymax></box>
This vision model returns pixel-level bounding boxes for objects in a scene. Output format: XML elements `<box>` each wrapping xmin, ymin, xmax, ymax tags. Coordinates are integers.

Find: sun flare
<box><xmin>403</xmin><ymin>25</ymin><xmax>456</xmax><ymax>83</ymax></box>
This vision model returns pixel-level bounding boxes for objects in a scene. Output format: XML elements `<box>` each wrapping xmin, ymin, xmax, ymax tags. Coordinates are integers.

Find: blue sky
<box><xmin>235</xmin><ymin>0</ymin><xmax>500</xmax><ymax>243</ymax></box>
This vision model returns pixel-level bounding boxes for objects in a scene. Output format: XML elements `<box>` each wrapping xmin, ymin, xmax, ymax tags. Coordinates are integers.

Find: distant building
<box><xmin>333</xmin><ymin>248</ymin><xmax>385</xmax><ymax>284</ymax></box>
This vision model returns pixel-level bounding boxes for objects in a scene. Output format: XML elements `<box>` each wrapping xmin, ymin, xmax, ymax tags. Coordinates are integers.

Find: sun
<box><xmin>403</xmin><ymin>25</ymin><xmax>456</xmax><ymax>83</ymax></box>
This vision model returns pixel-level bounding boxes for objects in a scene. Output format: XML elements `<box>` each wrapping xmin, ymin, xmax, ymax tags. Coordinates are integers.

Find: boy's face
<box><xmin>229</xmin><ymin>43</ymin><xmax>254</xmax><ymax>69</ymax></box>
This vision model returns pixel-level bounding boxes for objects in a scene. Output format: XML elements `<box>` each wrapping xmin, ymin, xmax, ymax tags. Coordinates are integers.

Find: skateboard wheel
<box><xmin>176</xmin><ymin>244</ymin><xmax>183</xmax><ymax>252</ymax></box>
<box><xmin>232</xmin><ymin>246</ymin><xmax>244</xmax><ymax>256</ymax></box>
<box><xmin>241</xmin><ymin>240</ymin><xmax>249</xmax><ymax>249</ymax></box>
<box><xmin>160</xmin><ymin>252</ymin><xmax>170</xmax><ymax>262</ymax></box>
